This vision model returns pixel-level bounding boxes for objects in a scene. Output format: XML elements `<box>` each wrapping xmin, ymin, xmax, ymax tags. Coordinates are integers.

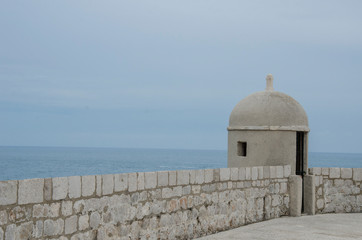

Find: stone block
<box><xmin>177</xmin><ymin>170</ymin><xmax>189</xmax><ymax>185</ymax></box>
<box><xmin>284</xmin><ymin>165</ymin><xmax>291</xmax><ymax>178</ymax></box>
<box><xmin>145</xmin><ymin>172</ymin><xmax>157</xmax><ymax>189</ymax></box>
<box><xmin>79</xmin><ymin>215</ymin><xmax>89</xmax><ymax>231</ymax></box>
<box><xmin>33</xmin><ymin>220</ymin><xmax>43</xmax><ymax>238</ymax></box>
<box><xmin>353</xmin><ymin>168</ymin><xmax>362</xmax><ymax>181</ymax></box>
<box><xmin>276</xmin><ymin>166</ymin><xmax>284</xmax><ymax>178</ymax></box>
<box><xmin>96</xmin><ymin>175</ymin><xmax>102</xmax><ymax>196</ymax></box>
<box><xmin>5</xmin><ymin>224</ymin><xmax>15</xmax><ymax>240</ymax></box>
<box><xmin>65</xmin><ymin>216</ymin><xmax>77</xmax><ymax>234</ymax></box>
<box><xmin>61</xmin><ymin>201</ymin><xmax>73</xmax><ymax>217</ymax></box>
<box><xmin>195</xmin><ymin>169</ymin><xmax>205</xmax><ymax>184</ymax></box>
<box><xmin>169</xmin><ymin>171</ymin><xmax>176</xmax><ymax>186</ymax></box>
<box><xmin>33</xmin><ymin>203</ymin><xmax>60</xmax><ymax>218</ymax></box>
<box><xmin>18</xmin><ymin>178</ymin><xmax>44</xmax><ymax>205</ymax></box>
<box><xmin>102</xmin><ymin>174</ymin><xmax>114</xmax><ymax>195</ymax></box>
<box><xmin>157</xmin><ymin>171</ymin><xmax>168</xmax><ymax>187</ymax></box>
<box><xmin>245</xmin><ymin>167</ymin><xmax>251</xmax><ymax>180</ymax></box>
<box><xmin>251</xmin><ymin>167</ymin><xmax>258</xmax><ymax>180</ymax></box>
<box><xmin>309</xmin><ymin>167</ymin><xmax>321</xmax><ymax>175</ymax></box>
<box><xmin>205</xmin><ymin>169</ymin><xmax>213</xmax><ymax>183</ymax></box>
<box><xmin>239</xmin><ymin>168</ymin><xmax>246</xmax><ymax>180</ymax></box>
<box><xmin>52</xmin><ymin>177</ymin><xmax>68</xmax><ymax>200</ymax></box>
<box><xmin>0</xmin><ymin>226</ymin><xmax>3</xmax><ymax>240</ymax></box>
<box><xmin>220</xmin><ymin>168</ymin><xmax>230</xmax><ymax>181</ymax></box>
<box><xmin>289</xmin><ymin>175</ymin><xmax>302</xmax><ymax>217</ymax></box>
<box><xmin>189</xmin><ymin>170</ymin><xmax>196</xmax><ymax>184</ymax></box>
<box><xmin>230</xmin><ymin>168</ymin><xmax>238</xmax><ymax>181</ymax></box>
<box><xmin>316</xmin><ymin>199</ymin><xmax>324</xmax><ymax>209</ymax></box>
<box><xmin>44</xmin><ymin>178</ymin><xmax>52</xmax><ymax>201</ymax></box>
<box><xmin>137</xmin><ymin>172</ymin><xmax>145</xmax><ymax>190</ymax></box>
<box><xmin>0</xmin><ymin>210</ymin><xmax>7</xmax><ymax>225</ymax></box>
<box><xmin>68</xmin><ymin>176</ymin><xmax>81</xmax><ymax>199</ymax></box>
<box><xmin>0</xmin><ymin>181</ymin><xmax>17</xmax><ymax>205</ymax></box>
<box><xmin>322</xmin><ymin>168</ymin><xmax>329</xmax><ymax>176</ymax></box>
<box><xmin>128</xmin><ymin>173</ymin><xmax>137</xmax><ymax>192</ymax></box>
<box><xmin>341</xmin><ymin>168</ymin><xmax>352</xmax><ymax>179</ymax></box>
<box><xmin>213</xmin><ymin>169</ymin><xmax>220</xmax><ymax>181</ymax></box>
<box><xmin>90</xmin><ymin>211</ymin><xmax>101</xmax><ymax>229</ymax></box>
<box><xmin>257</xmin><ymin>166</ymin><xmax>264</xmax><ymax>179</ymax></box>
<box><xmin>114</xmin><ymin>173</ymin><xmax>128</xmax><ymax>192</ymax></box>
<box><xmin>329</xmin><ymin>168</ymin><xmax>340</xmax><ymax>179</ymax></box>
<box><xmin>263</xmin><ymin>166</ymin><xmax>270</xmax><ymax>179</ymax></box>
<box><xmin>44</xmin><ymin>219</ymin><xmax>64</xmax><ymax>236</ymax></box>
<box><xmin>270</xmin><ymin>166</ymin><xmax>276</xmax><ymax>178</ymax></box>
<box><xmin>304</xmin><ymin>175</ymin><xmax>315</xmax><ymax>215</ymax></box>
<box><xmin>82</xmin><ymin>175</ymin><xmax>95</xmax><ymax>197</ymax></box>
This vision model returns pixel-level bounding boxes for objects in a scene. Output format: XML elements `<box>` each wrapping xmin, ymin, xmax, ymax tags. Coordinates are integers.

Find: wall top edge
<box><xmin>227</xmin><ymin>126</ymin><xmax>310</xmax><ymax>132</ymax></box>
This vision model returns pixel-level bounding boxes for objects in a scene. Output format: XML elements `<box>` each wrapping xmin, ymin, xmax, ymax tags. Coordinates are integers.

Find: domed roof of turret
<box><xmin>228</xmin><ymin>74</ymin><xmax>309</xmax><ymax>132</ymax></box>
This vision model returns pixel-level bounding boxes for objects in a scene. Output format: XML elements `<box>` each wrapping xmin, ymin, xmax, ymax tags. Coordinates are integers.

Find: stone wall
<box><xmin>0</xmin><ymin>165</ymin><xmax>291</xmax><ymax>240</ymax></box>
<box><xmin>309</xmin><ymin>167</ymin><xmax>362</xmax><ymax>214</ymax></box>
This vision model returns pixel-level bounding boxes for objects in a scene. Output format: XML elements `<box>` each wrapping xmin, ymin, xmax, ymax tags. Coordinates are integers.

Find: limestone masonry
<box><xmin>0</xmin><ymin>166</ymin><xmax>292</xmax><ymax>240</ymax></box>
<box><xmin>0</xmin><ymin>166</ymin><xmax>361</xmax><ymax>240</ymax></box>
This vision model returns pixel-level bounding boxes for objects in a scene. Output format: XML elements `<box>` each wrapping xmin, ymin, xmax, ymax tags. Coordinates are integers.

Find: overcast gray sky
<box><xmin>1</xmin><ymin>1</ymin><xmax>362</xmax><ymax>153</ymax></box>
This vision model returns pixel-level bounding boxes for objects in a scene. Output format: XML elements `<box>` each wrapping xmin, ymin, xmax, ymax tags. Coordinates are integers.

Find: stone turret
<box><xmin>227</xmin><ymin>74</ymin><xmax>309</xmax><ymax>175</ymax></box>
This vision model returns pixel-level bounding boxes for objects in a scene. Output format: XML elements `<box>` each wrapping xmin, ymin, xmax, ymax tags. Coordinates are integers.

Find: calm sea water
<box><xmin>0</xmin><ymin>146</ymin><xmax>361</xmax><ymax>181</ymax></box>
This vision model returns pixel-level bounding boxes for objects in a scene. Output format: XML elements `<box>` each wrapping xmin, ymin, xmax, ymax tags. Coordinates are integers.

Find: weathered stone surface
<box><xmin>5</xmin><ymin>224</ymin><xmax>15</xmax><ymax>240</ymax></box>
<box><xmin>0</xmin><ymin>181</ymin><xmax>17</xmax><ymax>206</ymax></box>
<box><xmin>65</xmin><ymin>216</ymin><xmax>77</xmax><ymax>234</ymax></box>
<box><xmin>33</xmin><ymin>203</ymin><xmax>60</xmax><ymax>218</ymax></box>
<box><xmin>18</xmin><ymin>178</ymin><xmax>44</xmax><ymax>204</ymax></box>
<box><xmin>137</xmin><ymin>172</ymin><xmax>145</xmax><ymax>191</ymax></box>
<box><xmin>353</xmin><ymin>168</ymin><xmax>362</xmax><ymax>181</ymax></box>
<box><xmin>82</xmin><ymin>175</ymin><xmax>95</xmax><ymax>197</ymax></box>
<box><xmin>177</xmin><ymin>170</ymin><xmax>189</xmax><ymax>185</ymax></box>
<box><xmin>44</xmin><ymin>178</ymin><xmax>52</xmax><ymax>201</ymax></box>
<box><xmin>79</xmin><ymin>215</ymin><xmax>89</xmax><ymax>231</ymax></box>
<box><xmin>145</xmin><ymin>172</ymin><xmax>157</xmax><ymax>189</ymax></box>
<box><xmin>114</xmin><ymin>173</ymin><xmax>128</xmax><ymax>192</ymax></box>
<box><xmin>33</xmin><ymin>220</ymin><xmax>43</xmax><ymax>238</ymax></box>
<box><xmin>0</xmin><ymin>226</ymin><xmax>3</xmax><ymax>240</ymax></box>
<box><xmin>90</xmin><ymin>212</ymin><xmax>101</xmax><ymax>229</ymax></box>
<box><xmin>276</xmin><ymin>166</ymin><xmax>284</xmax><ymax>178</ymax></box>
<box><xmin>96</xmin><ymin>175</ymin><xmax>102</xmax><ymax>197</ymax></box>
<box><xmin>205</xmin><ymin>169</ymin><xmax>213</xmax><ymax>183</ymax></box>
<box><xmin>322</xmin><ymin>168</ymin><xmax>329</xmax><ymax>176</ymax></box>
<box><xmin>52</xmin><ymin>177</ymin><xmax>68</xmax><ymax>200</ymax></box>
<box><xmin>158</xmin><ymin>171</ymin><xmax>168</xmax><ymax>187</ymax></box>
<box><xmin>61</xmin><ymin>201</ymin><xmax>73</xmax><ymax>217</ymax></box>
<box><xmin>44</xmin><ymin>219</ymin><xmax>64</xmax><ymax>236</ymax></box>
<box><xmin>329</xmin><ymin>168</ymin><xmax>340</xmax><ymax>179</ymax></box>
<box><xmin>230</xmin><ymin>168</ymin><xmax>238</xmax><ymax>181</ymax></box>
<box><xmin>284</xmin><ymin>165</ymin><xmax>291</xmax><ymax>178</ymax></box>
<box><xmin>102</xmin><ymin>174</ymin><xmax>114</xmax><ymax>195</ymax></box>
<box><xmin>341</xmin><ymin>168</ymin><xmax>352</xmax><ymax>179</ymax></box>
<box><xmin>251</xmin><ymin>167</ymin><xmax>258</xmax><ymax>180</ymax></box>
<box><xmin>257</xmin><ymin>166</ymin><xmax>264</xmax><ymax>179</ymax></box>
<box><xmin>169</xmin><ymin>171</ymin><xmax>177</xmax><ymax>186</ymax></box>
<box><xmin>68</xmin><ymin>176</ymin><xmax>81</xmax><ymax>199</ymax></box>
<box><xmin>239</xmin><ymin>168</ymin><xmax>246</xmax><ymax>180</ymax></box>
<box><xmin>270</xmin><ymin>166</ymin><xmax>276</xmax><ymax>178</ymax></box>
<box><xmin>220</xmin><ymin>168</ymin><xmax>230</xmax><ymax>181</ymax></box>
<box><xmin>0</xmin><ymin>210</ymin><xmax>7</xmax><ymax>225</ymax></box>
<box><xmin>128</xmin><ymin>173</ymin><xmax>137</xmax><ymax>192</ymax></box>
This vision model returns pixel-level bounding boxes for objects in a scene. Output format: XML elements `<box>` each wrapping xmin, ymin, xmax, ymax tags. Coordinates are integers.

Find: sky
<box><xmin>1</xmin><ymin>1</ymin><xmax>362</xmax><ymax>153</ymax></box>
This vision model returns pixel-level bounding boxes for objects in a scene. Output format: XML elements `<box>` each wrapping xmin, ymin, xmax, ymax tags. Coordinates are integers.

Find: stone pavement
<box><xmin>196</xmin><ymin>213</ymin><xmax>362</xmax><ymax>240</ymax></box>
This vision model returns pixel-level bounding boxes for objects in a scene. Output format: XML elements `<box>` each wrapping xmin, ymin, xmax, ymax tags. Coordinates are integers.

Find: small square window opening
<box><xmin>237</xmin><ymin>142</ymin><xmax>247</xmax><ymax>157</ymax></box>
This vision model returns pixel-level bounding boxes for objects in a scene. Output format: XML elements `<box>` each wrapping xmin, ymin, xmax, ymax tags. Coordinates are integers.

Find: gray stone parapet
<box><xmin>309</xmin><ymin>167</ymin><xmax>362</xmax><ymax>214</ymax></box>
<box><xmin>0</xmin><ymin>165</ymin><xmax>291</xmax><ymax>239</ymax></box>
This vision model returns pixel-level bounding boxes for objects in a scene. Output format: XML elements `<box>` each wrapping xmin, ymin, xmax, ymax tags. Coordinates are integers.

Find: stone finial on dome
<box><xmin>266</xmin><ymin>74</ymin><xmax>274</xmax><ymax>91</ymax></box>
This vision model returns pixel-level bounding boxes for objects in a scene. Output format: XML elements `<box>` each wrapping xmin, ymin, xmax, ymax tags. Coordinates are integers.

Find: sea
<box><xmin>0</xmin><ymin>146</ymin><xmax>362</xmax><ymax>181</ymax></box>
